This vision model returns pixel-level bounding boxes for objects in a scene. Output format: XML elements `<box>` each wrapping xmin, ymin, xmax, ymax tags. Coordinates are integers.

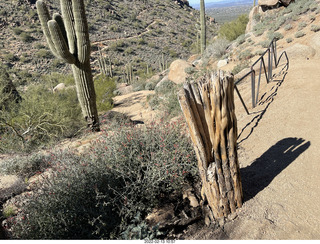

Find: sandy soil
<box><xmin>183</xmin><ymin>32</ymin><xmax>320</xmax><ymax>240</ymax></box>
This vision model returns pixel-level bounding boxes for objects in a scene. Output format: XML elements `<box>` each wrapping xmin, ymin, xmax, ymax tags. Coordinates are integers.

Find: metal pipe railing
<box><xmin>234</xmin><ymin>38</ymin><xmax>289</xmax><ymax>115</ymax></box>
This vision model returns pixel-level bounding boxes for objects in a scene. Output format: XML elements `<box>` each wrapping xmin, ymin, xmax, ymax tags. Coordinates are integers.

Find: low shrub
<box><xmin>311</xmin><ymin>25</ymin><xmax>320</xmax><ymax>32</ymax></box>
<box><xmin>284</xmin><ymin>24</ymin><xmax>293</xmax><ymax>31</ymax></box>
<box><xmin>203</xmin><ymin>38</ymin><xmax>230</xmax><ymax>60</ymax></box>
<box><xmin>286</xmin><ymin>37</ymin><xmax>293</xmax><ymax>43</ymax></box>
<box><xmin>294</xmin><ymin>31</ymin><xmax>305</xmax><ymax>38</ymax></box>
<box><xmin>5</xmin><ymin>119</ymin><xmax>198</xmax><ymax>239</ymax></box>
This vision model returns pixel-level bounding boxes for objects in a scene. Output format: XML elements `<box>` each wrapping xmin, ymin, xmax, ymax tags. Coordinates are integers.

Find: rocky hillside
<box><xmin>0</xmin><ymin>0</ymin><xmax>217</xmax><ymax>81</ymax></box>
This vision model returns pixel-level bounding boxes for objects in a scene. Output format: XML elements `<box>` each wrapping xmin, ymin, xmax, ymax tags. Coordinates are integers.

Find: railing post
<box><xmin>251</xmin><ymin>69</ymin><xmax>256</xmax><ymax>108</ymax></box>
<box><xmin>178</xmin><ymin>72</ymin><xmax>243</xmax><ymax>223</ymax></box>
<box><xmin>269</xmin><ymin>44</ymin><xmax>273</xmax><ymax>82</ymax></box>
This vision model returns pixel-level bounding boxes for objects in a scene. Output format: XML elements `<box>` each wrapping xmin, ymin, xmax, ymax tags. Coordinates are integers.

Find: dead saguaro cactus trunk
<box><xmin>36</xmin><ymin>0</ymin><xmax>100</xmax><ymax>131</ymax></box>
<box><xmin>178</xmin><ymin>72</ymin><xmax>243</xmax><ymax>222</ymax></box>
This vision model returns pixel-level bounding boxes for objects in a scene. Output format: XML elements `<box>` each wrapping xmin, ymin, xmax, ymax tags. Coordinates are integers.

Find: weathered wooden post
<box><xmin>178</xmin><ymin>71</ymin><xmax>243</xmax><ymax>222</ymax></box>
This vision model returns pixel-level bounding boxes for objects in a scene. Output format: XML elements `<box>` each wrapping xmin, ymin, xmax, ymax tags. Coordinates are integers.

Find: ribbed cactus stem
<box><xmin>36</xmin><ymin>0</ymin><xmax>99</xmax><ymax>131</ymax></box>
<box><xmin>253</xmin><ymin>0</ymin><xmax>256</xmax><ymax>7</ymax></box>
<box><xmin>200</xmin><ymin>0</ymin><xmax>206</xmax><ymax>55</ymax></box>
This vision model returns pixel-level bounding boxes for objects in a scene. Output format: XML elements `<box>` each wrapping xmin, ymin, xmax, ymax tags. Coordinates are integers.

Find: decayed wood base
<box><xmin>178</xmin><ymin>71</ymin><xmax>243</xmax><ymax>222</ymax></box>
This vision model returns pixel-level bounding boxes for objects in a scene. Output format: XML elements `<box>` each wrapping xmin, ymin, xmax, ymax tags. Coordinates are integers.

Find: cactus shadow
<box><xmin>240</xmin><ymin>137</ymin><xmax>311</xmax><ymax>202</ymax></box>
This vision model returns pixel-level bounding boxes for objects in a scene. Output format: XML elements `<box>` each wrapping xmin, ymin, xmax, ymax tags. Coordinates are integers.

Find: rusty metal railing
<box><xmin>234</xmin><ymin>38</ymin><xmax>289</xmax><ymax>115</ymax></box>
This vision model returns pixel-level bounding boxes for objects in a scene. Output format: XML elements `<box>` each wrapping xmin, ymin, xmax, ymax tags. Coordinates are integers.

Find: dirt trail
<box><xmin>187</xmin><ymin>34</ymin><xmax>320</xmax><ymax>239</ymax></box>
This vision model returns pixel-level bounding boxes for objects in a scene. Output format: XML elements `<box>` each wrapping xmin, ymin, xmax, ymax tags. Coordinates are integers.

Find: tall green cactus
<box><xmin>36</xmin><ymin>0</ymin><xmax>100</xmax><ymax>131</ymax></box>
<box><xmin>253</xmin><ymin>0</ymin><xmax>256</xmax><ymax>6</ymax></box>
<box><xmin>200</xmin><ymin>0</ymin><xmax>206</xmax><ymax>55</ymax></box>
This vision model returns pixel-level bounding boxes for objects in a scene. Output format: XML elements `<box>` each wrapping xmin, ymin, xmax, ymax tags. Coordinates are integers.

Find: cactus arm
<box><xmin>36</xmin><ymin>0</ymin><xmax>58</xmax><ymax>56</ymax></box>
<box><xmin>52</xmin><ymin>13</ymin><xmax>68</xmax><ymax>45</ymax></box>
<box><xmin>61</xmin><ymin>0</ymin><xmax>77</xmax><ymax>55</ymax></box>
<box><xmin>72</xmin><ymin>0</ymin><xmax>91</xmax><ymax>63</ymax></box>
<box><xmin>48</xmin><ymin>20</ymin><xmax>76</xmax><ymax>64</ymax></box>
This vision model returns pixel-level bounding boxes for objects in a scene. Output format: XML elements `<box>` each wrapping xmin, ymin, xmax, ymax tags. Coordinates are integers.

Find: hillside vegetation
<box><xmin>2</xmin><ymin>0</ymin><xmax>320</xmax><ymax>241</ymax></box>
<box><xmin>0</xmin><ymin>0</ymin><xmax>216</xmax><ymax>79</ymax></box>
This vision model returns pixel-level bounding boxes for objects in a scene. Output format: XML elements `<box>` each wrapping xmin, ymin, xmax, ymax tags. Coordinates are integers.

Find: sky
<box><xmin>188</xmin><ymin>0</ymin><xmax>221</xmax><ymax>4</ymax></box>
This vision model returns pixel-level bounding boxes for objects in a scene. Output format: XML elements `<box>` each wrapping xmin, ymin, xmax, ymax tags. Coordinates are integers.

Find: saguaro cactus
<box><xmin>200</xmin><ymin>0</ymin><xmax>206</xmax><ymax>55</ymax></box>
<box><xmin>178</xmin><ymin>72</ymin><xmax>243</xmax><ymax>222</ymax></box>
<box><xmin>36</xmin><ymin>0</ymin><xmax>100</xmax><ymax>131</ymax></box>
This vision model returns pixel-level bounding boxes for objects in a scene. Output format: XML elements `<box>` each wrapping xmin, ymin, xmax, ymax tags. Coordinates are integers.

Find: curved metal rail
<box><xmin>234</xmin><ymin>38</ymin><xmax>289</xmax><ymax>115</ymax></box>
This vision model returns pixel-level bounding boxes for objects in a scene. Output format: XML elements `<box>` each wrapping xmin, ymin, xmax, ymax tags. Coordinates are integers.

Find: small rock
<box><xmin>182</xmin><ymin>188</ymin><xmax>199</xmax><ymax>208</ymax></box>
<box><xmin>53</xmin><ymin>83</ymin><xmax>66</xmax><ymax>93</ymax></box>
<box><xmin>217</xmin><ymin>59</ymin><xmax>228</xmax><ymax>69</ymax></box>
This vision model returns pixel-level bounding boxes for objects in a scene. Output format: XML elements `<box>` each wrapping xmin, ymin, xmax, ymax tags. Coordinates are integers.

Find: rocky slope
<box><xmin>0</xmin><ymin>0</ymin><xmax>217</xmax><ymax>79</ymax></box>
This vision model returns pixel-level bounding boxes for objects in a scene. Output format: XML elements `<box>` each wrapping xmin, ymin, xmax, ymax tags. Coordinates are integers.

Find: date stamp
<box><xmin>144</xmin><ymin>240</ymin><xmax>176</xmax><ymax>243</ymax></box>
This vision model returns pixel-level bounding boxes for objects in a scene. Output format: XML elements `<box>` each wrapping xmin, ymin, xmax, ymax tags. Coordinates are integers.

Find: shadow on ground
<box><xmin>241</xmin><ymin>137</ymin><xmax>310</xmax><ymax>202</ymax></box>
<box><xmin>237</xmin><ymin>72</ymin><xmax>287</xmax><ymax>145</ymax></box>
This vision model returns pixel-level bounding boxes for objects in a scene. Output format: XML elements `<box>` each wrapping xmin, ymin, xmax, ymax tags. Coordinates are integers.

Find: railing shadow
<box><xmin>237</xmin><ymin>72</ymin><xmax>287</xmax><ymax>144</ymax></box>
<box><xmin>241</xmin><ymin>137</ymin><xmax>311</xmax><ymax>202</ymax></box>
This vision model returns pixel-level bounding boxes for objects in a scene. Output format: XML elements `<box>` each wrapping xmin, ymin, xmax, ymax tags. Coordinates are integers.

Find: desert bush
<box><xmin>294</xmin><ymin>31</ymin><xmax>305</xmax><ymax>38</ymax></box>
<box><xmin>94</xmin><ymin>74</ymin><xmax>116</xmax><ymax>113</ymax></box>
<box><xmin>35</xmin><ymin>49</ymin><xmax>54</xmax><ymax>59</ymax></box>
<box><xmin>284</xmin><ymin>24</ymin><xmax>293</xmax><ymax>31</ymax></box>
<box><xmin>267</xmin><ymin>31</ymin><xmax>284</xmax><ymax>41</ymax></box>
<box><xmin>258</xmin><ymin>40</ymin><xmax>270</xmax><ymax>48</ymax></box>
<box><xmin>298</xmin><ymin>22</ymin><xmax>307</xmax><ymax>31</ymax></box>
<box><xmin>203</xmin><ymin>38</ymin><xmax>230</xmax><ymax>60</ymax></box>
<box><xmin>311</xmin><ymin>25</ymin><xmax>320</xmax><ymax>32</ymax></box>
<box><xmin>236</xmin><ymin>34</ymin><xmax>246</xmax><ymax>46</ymax></box>
<box><xmin>232</xmin><ymin>61</ymin><xmax>249</xmax><ymax>75</ymax></box>
<box><xmin>286</xmin><ymin>37</ymin><xmax>293</xmax><ymax>43</ymax></box>
<box><xmin>238</xmin><ymin>49</ymin><xmax>253</xmax><ymax>61</ymax></box>
<box><xmin>0</xmin><ymin>83</ymin><xmax>84</xmax><ymax>153</ymax></box>
<box><xmin>20</xmin><ymin>32</ymin><xmax>34</xmax><ymax>43</ymax></box>
<box><xmin>219</xmin><ymin>14</ymin><xmax>249</xmax><ymax>41</ymax></box>
<box><xmin>5</xmin><ymin>119</ymin><xmax>198</xmax><ymax>239</ymax></box>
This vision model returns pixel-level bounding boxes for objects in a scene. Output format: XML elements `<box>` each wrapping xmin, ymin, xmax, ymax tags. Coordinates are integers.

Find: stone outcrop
<box><xmin>168</xmin><ymin>59</ymin><xmax>192</xmax><ymax>84</ymax></box>
<box><xmin>246</xmin><ymin>6</ymin><xmax>260</xmax><ymax>33</ymax></box>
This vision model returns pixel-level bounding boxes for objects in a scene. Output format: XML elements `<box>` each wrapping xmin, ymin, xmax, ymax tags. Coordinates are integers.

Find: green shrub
<box><xmin>203</xmin><ymin>38</ymin><xmax>230</xmax><ymax>60</ymax></box>
<box><xmin>3</xmin><ymin>53</ymin><xmax>18</xmax><ymax>62</ymax></box>
<box><xmin>5</xmin><ymin>119</ymin><xmax>198</xmax><ymax>239</ymax></box>
<box><xmin>232</xmin><ymin>61</ymin><xmax>249</xmax><ymax>75</ymax></box>
<box><xmin>294</xmin><ymin>31</ymin><xmax>305</xmax><ymax>38</ymax></box>
<box><xmin>219</xmin><ymin>14</ymin><xmax>249</xmax><ymax>41</ymax></box>
<box><xmin>13</xmin><ymin>28</ymin><xmax>23</xmax><ymax>36</ymax></box>
<box><xmin>284</xmin><ymin>24</ymin><xmax>293</xmax><ymax>31</ymax></box>
<box><xmin>311</xmin><ymin>25</ymin><xmax>320</xmax><ymax>32</ymax></box>
<box><xmin>286</xmin><ymin>37</ymin><xmax>293</xmax><ymax>43</ymax></box>
<box><xmin>0</xmin><ymin>83</ymin><xmax>84</xmax><ymax>153</ymax></box>
<box><xmin>258</xmin><ymin>40</ymin><xmax>270</xmax><ymax>48</ymax></box>
<box><xmin>94</xmin><ymin>74</ymin><xmax>116</xmax><ymax>113</ymax></box>
<box><xmin>298</xmin><ymin>22</ymin><xmax>307</xmax><ymax>31</ymax></box>
<box><xmin>238</xmin><ymin>49</ymin><xmax>253</xmax><ymax>61</ymax></box>
<box><xmin>20</xmin><ymin>32</ymin><xmax>34</xmax><ymax>43</ymax></box>
<box><xmin>267</xmin><ymin>31</ymin><xmax>284</xmax><ymax>41</ymax></box>
<box><xmin>36</xmin><ymin>49</ymin><xmax>54</xmax><ymax>59</ymax></box>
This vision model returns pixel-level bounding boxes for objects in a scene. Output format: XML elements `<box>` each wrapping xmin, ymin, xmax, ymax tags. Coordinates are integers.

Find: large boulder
<box><xmin>246</xmin><ymin>6</ymin><xmax>260</xmax><ymax>33</ymax></box>
<box><xmin>168</xmin><ymin>59</ymin><xmax>192</xmax><ymax>84</ymax></box>
<box><xmin>258</xmin><ymin>0</ymin><xmax>278</xmax><ymax>5</ymax></box>
<box><xmin>258</xmin><ymin>0</ymin><xmax>294</xmax><ymax>7</ymax></box>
